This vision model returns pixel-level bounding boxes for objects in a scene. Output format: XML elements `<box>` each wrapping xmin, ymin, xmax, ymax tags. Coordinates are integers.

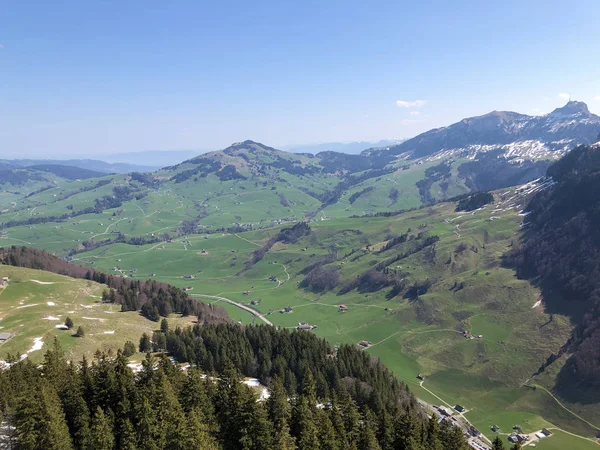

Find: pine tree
<box><xmin>160</xmin><ymin>318</ymin><xmax>169</xmax><ymax>333</ymax></box>
<box><xmin>316</xmin><ymin>408</ymin><xmax>339</xmax><ymax>450</ymax></box>
<box><xmin>15</xmin><ymin>384</ymin><xmax>74</xmax><ymax>450</ymax></box>
<box><xmin>492</xmin><ymin>436</ymin><xmax>506</xmax><ymax>450</ymax></box>
<box><xmin>74</xmin><ymin>326</ymin><xmax>85</xmax><ymax>338</ymax></box>
<box><xmin>136</xmin><ymin>395</ymin><xmax>161</xmax><ymax>450</ymax></box>
<box><xmin>267</xmin><ymin>377</ymin><xmax>296</xmax><ymax>450</ymax></box>
<box><xmin>291</xmin><ymin>396</ymin><xmax>320</xmax><ymax>450</ymax></box>
<box><xmin>64</xmin><ymin>316</ymin><xmax>74</xmax><ymax>329</ymax></box>
<box><xmin>90</xmin><ymin>406</ymin><xmax>115</xmax><ymax>450</ymax></box>
<box><xmin>117</xmin><ymin>418</ymin><xmax>137</xmax><ymax>450</ymax></box>
<box><xmin>425</xmin><ymin>414</ymin><xmax>442</xmax><ymax>450</ymax></box>
<box><xmin>61</xmin><ymin>365</ymin><xmax>92</xmax><ymax>450</ymax></box>
<box><xmin>359</xmin><ymin>408</ymin><xmax>382</xmax><ymax>450</ymax></box>
<box><xmin>123</xmin><ymin>341</ymin><xmax>136</xmax><ymax>357</ymax></box>
<box><xmin>139</xmin><ymin>333</ymin><xmax>151</xmax><ymax>353</ymax></box>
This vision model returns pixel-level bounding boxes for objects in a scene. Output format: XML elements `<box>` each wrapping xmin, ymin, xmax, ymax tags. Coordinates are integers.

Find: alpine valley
<box><xmin>2</xmin><ymin>102</ymin><xmax>600</xmax><ymax>449</ymax></box>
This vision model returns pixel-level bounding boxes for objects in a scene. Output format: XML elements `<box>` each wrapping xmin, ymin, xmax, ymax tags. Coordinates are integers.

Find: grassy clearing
<box><xmin>0</xmin><ymin>266</ymin><xmax>196</xmax><ymax>363</ymax></box>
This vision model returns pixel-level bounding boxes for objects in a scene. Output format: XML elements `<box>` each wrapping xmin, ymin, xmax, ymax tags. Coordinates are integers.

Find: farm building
<box><xmin>338</xmin><ymin>304</ymin><xmax>348</xmax><ymax>312</ymax></box>
<box><xmin>455</xmin><ymin>404</ymin><xmax>465</xmax><ymax>412</ymax></box>
<box><xmin>491</xmin><ymin>425</ymin><xmax>500</xmax><ymax>432</ymax></box>
<box><xmin>296</xmin><ymin>322</ymin><xmax>316</xmax><ymax>331</ymax></box>
<box><xmin>437</xmin><ymin>406</ymin><xmax>453</xmax><ymax>417</ymax></box>
<box><xmin>358</xmin><ymin>340</ymin><xmax>372</xmax><ymax>348</ymax></box>
<box><xmin>0</xmin><ymin>332</ymin><xmax>13</xmax><ymax>343</ymax></box>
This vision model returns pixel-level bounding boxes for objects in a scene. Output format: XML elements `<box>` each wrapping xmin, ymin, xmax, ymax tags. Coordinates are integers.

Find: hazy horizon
<box><xmin>2</xmin><ymin>0</ymin><xmax>600</xmax><ymax>158</ymax></box>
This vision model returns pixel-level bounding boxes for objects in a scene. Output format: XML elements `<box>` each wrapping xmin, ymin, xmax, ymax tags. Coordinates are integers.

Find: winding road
<box><xmin>192</xmin><ymin>293</ymin><xmax>273</xmax><ymax>325</ymax></box>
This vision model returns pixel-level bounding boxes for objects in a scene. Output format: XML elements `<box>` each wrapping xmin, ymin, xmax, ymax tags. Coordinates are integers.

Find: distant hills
<box><xmin>103</xmin><ymin>149</ymin><xmax>203</xmax><ymax>168</ymax></box>
<box><xmin>282</xmin><ymin>139</ymin><xmax>405</xmax><ymax>154</ymax></box>
<box><xmin>0</xmin><ymin>158</ymin><xmax>158</xmax><ymax>174</ymax></box>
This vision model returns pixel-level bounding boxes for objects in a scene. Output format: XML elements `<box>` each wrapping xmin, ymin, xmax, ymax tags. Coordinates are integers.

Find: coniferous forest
<box><xmin>0</xmin><ymin>328</ymin><xmax>471</xmax><ymax>450</ymax></box>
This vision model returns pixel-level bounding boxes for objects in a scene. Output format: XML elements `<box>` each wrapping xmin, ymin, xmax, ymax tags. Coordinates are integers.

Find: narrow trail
<box><xmin>234</xmin><ymin>233</ymin><xmax>262</xmax><ymax>247</ymax></box>
<box><xmin>529</xmin><ymin>384</ymin><xmax>600</xmax><ymax>432</ymax></box>
<box><xmin>545</xmin><ymin>427</ymin><xmax>600</xmax><ymax>446</ymax></box>
<box><xmin>90</xmin><ymin>217</ymin><xmax>128</xmax><ymax>240</ymax></box>
<box><xmin>134</xmin><ymin>203</ymin><xmax>147</xmax><ymax>217</ymax></box>
<box><xmin>192</xmin><ymin>294</ymin><xmax>273</xmax><ymax>326</ymax></box>
<box><xmin>367</xmin><ymin>328</ymin><xmax>463</xmax><ymax>350</ymax></box>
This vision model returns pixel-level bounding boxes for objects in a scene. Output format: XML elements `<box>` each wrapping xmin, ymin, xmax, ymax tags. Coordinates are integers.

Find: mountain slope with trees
<box><xmin>504</xmin><ymin>144</ymin><xmax>600</xmax><ymax>399</ymax></box>
<box><xmin>0</xmin><ymin>324</ymin><xmax>472</xmax><ymax>449</ymax></box>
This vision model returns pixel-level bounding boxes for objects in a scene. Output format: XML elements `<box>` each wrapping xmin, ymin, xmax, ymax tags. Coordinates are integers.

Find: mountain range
<box><xmin>375</xmin><ymin>101</ymin><xmax>600</xmax><ymax>161</ymax></box>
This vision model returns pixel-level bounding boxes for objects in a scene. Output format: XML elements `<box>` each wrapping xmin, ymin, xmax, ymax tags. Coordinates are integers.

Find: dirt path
<box><xmin>192</xmin><ymin>294</ymin><xmax>273</xmax><ymax>326</ymax></box>
<box><xmin>531</xmin><ymin>384</ymin><xmax>600</xmax><ymax>432</ymax></box>
<box><xmin>545</xmin><ymin>427</ymin><xmax>600</xmax><ymax>446</ymax></box>
<box><xmin>234</xmin><ymin>233</ymin><xmax>262</xmax><ymax>247</ymax></box>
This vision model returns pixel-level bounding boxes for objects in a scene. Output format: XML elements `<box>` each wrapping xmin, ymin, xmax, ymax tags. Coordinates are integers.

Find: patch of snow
<box><xmin>47</xmin><ymin>301</ymin><xmax>56</xmax><ymax>306</ymax></box>
<box><xmin>30</xmin><ymin>280</ymin><xmax>55</xmax><ymax>285</ymax></box>
<box><xmin>80</xmin><ymin>304</ymin><xmax>93</xmax><ymax>309</ymax></box>
<box><xmin>43</xmin><ymin>316</ymin><xmax>61</xmax><ymax>321</ymax></box>
<box><xmin>16</xmin><ymin>303</ymin><xmax>39</xmax><ymax>309</ymax></box>
<box><xmin>243</xmin><ymin>378</ymin><xmax>261</xmax><ymax>387</ymax></box>
<box><xmin>532</xmin><ymin>299</ymin><xmax>542</xmax><ymax>309</ymax></box>
<box><xmin>20</xmin><ymin>337</ymin><xmax>44</xmax><ymax>359</ymax></box>
<box><xmin>55</xmin><ymin>324</ymin><xmax>69</xmax><ymax>330</ymax></box>
<box><xmin>103</xmin><ymin>330</ymin><xmax>115</xmax><ymax>334</ymax></box>
<box><xmin>82</xmin><ymin>317</ymin><xmax>105</xmax><ymax>321</ymax></box>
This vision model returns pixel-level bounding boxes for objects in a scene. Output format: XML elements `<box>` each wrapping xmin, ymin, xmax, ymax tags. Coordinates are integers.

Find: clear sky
<box><xmin>1</xmin><ymin>0</ymin><xmax>599</xmax><ymax>158</ymax></box>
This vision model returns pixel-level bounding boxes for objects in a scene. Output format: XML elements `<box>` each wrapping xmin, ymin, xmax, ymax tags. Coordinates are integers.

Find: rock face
<box><xmin>372</xmin><ymin>101</ymin><xmax>600</xmax><ymax>162</ymax></box>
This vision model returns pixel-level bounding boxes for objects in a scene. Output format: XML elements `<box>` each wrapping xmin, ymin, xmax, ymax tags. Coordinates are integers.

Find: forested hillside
<box><xmin>0</xmin><ymin>246</ymin><xmax>228</xmax><ymax>324</ymax></box>
<box><xmin>0</xmin><ymin>330</ymin><xmax>471</xmax><ymax>450</ymax></box>
<box><xmin>505</xmin><ymin>144</ymin><xmax>600</xmax><ymax>397</ymax></box>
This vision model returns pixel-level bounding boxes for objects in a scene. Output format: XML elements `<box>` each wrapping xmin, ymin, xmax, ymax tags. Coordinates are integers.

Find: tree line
<box><xmin>0</xmin><ymin>328</ymin><xmax>473</xmax><ymax>450</ymax></box>
<box><xmin>0</xmin><ymin>246</ymin><xmax>228</xmax><ymax>324</ymax></box>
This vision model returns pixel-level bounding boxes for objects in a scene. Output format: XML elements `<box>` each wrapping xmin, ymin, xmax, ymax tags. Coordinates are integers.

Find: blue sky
<box><xmin>1</xmin><ymin>0</ymin><xmax>599</xmax><ymax>158</ymax></box>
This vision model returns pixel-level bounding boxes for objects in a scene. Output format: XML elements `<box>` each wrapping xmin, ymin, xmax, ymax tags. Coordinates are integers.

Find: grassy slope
<box><xmin>0</xmin><ymin>266</ymin><xmax>197</xmax><ymax>364</ymax></box>
<box><xmin>61</xmin><ymin>184</ymin><xmax>599</xmax><ymax>444</ymax></box>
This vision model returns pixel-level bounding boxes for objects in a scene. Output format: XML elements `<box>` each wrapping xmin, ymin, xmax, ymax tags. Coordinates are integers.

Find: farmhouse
<box><xmin>183</xmin><ymin>275</ymin><xmax>195</xmax><ymax>279</ymax></box>
<box><xmin>280</xmin><ymin>306</ymin><xmax>293</xmax><ymax>314</ymax></box>
<box><xmin>358</xmin><ymin>340</ymin><xmax>372</xmax><ymax>348</ymax></box>
<box><xmin>0</xmin><ymin>332</ymin><xmax>13</xmax><ymax>343</ymax></box>
<box><xmin>338</xmin><ymin>304</ymin><xmax>348</xmax><ymax>312</ymax></box>
<box><xmin>455</xmin><ymin>404</ymin><xmax>465</xmax><ymax>413</ymax></box>
<box><xmin>437</xmin><ymin>406</ymin><xmax>453</xmax><ymax>417</ymax></box>
<box><xmin>296</xmin><ymin>322</ymin><xmax>317</xmax><ymax>331</ymax></box>
<box><xmin>491</xmin><ymin>425</ymin><xmax>500</xmax><ymax>432</ymax></box>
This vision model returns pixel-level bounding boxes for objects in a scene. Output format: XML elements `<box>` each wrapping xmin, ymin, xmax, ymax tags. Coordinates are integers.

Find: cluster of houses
<box><xmin>296</xmin><ymin>322</ymin><xmax>317</xmax><ymax>331</ymax></box>
<box><xmin>506</xmin><ymin>427</ymin><xmax>552</xmax><ymax>444</ymax></box>
<box><xmin>463</xmin><ymin>330</ymin><xmax>483</xmax><ymax>340</ymax></box>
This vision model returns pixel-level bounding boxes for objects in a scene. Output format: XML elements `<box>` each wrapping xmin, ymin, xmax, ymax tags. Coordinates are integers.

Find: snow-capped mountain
<box><xmin>373</xmin><ymin>101</ymin><xmax>600</xmax><ymax>163</ymax></box>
